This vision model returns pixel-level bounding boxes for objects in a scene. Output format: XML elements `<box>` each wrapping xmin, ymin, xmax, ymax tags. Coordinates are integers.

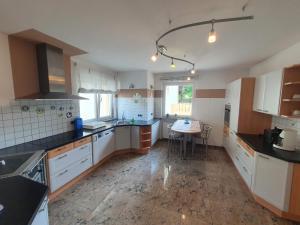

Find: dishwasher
<box><xmin>92</xmin><ymin>128</ymin><xmax>115</xmax><ymax>165</ymax></box>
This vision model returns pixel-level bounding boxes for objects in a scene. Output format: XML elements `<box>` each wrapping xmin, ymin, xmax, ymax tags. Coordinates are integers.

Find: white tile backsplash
<box><xmin>0</xmin><ymin>100</ymin><xmax>80</xmax><ymax>150</ymax></box>
<box><xmin>118</xmin><ymin>97</ymin><xmax>154</xmax><ymax>121</ymax></box>
<box><xmin>272</xmin><ymin>116</ymin><xmax>300</xmax><ymax>149</ymax></box>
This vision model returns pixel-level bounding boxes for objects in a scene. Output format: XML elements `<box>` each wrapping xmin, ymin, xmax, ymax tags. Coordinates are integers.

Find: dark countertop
<box><xmin>0</xmin><ymin>118</ymin><xmax>161</xmax><ymax>155</ymax></box>
<box><xmin>0</xmin><ymin>176</ymin><xmax>48</xmax><ymax>225</ymax></box>
<box><xmin>237</xmin><ymin>133</ymin><xmax>300</xmax><ymax>163</ymax></box>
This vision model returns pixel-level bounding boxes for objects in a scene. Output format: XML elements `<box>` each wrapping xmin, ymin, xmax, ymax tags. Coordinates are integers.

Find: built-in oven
<box><xmin>224</xmin><ymin>104</ymin><xmax>231</xmax><ymax>126</ymax></box>
<box><xmin>21</xmin><ymin>152</ymin><xmax>47</xmax><ymax>185</ymax></box>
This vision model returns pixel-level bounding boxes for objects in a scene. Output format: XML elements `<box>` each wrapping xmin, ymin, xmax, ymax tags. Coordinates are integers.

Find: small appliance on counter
<box><xmin>73</xmin><ymin>117</ymin><xmax>83</xmax><ymax>130</ymax></box>
<box><xmin>273</xmin><ymin>128</ymin><xmax>298</xmax><ymax>151</ymax></box>
<box><xmin>264</xmin><ymin>127</ymin><xmax>282</xmax><ymax>144</ymax></box>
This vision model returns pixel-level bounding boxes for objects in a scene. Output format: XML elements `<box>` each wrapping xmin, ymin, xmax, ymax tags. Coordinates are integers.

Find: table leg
<box><xmin>183</xmin><ymin>133</ymin><xmax>188</xmax><ymax>159</ymax></box>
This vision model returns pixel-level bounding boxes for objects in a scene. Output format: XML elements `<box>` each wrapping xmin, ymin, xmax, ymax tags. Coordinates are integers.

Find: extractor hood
<box><xmin>17</xmin><ymin>43</ymin><xmax>86</xmax><ymax>100</ymax></box>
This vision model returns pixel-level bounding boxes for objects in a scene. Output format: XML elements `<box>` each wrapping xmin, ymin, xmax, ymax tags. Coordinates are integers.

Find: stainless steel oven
<box><xmin>224</xmin><ymin>104</ymin><xmax>231</xmax><ymax>126</ymax></box>
<box><xmin>21</xmin><ymin>152</ymin><xmax>47</xmax><ymax>185</ymax></box>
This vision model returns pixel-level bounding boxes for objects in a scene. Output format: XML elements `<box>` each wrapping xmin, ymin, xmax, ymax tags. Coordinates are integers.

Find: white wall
<box><xmin>154</xmin><ymin>68</ymin><xmax>249</xmax><ymax>146</ymax></box>
<box><xmin>250</xmin><ymin>41</ymin><xmax>300</xmax><ymax>76</ymax></box>
<box><xmin>117</xmin><ymin>70</ymin><xmax>149</xmax><ymax>89</ymax></box>
<box><xmin>0</xmin><ymin>32</ymin><xmax>15</xmax><ymax>105</ymax></box>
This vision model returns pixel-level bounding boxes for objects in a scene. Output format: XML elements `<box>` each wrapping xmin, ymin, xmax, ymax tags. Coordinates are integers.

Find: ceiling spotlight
<box><xmin>190</xmin><ymin>65</ymin><xmax>196</xmax><ymax>74</ymax></box>
<box><xmin>187</xmin><ymin>77</ymin><xmax>191</xmax><ymax>81</ymax></box>
<box><xmin>170</xmin><ymin>58</ymin><xmax>176</xmax><ymax>69</ymax></box>
<box><xmin>208</xmin><ymin>21</ymin><xmax>217</xmax><ymax>43</ymax></box>
<box><xmin>151</xmin><ymin>52</ymin><xmax>158</xmax><ymax>62</ymax></box>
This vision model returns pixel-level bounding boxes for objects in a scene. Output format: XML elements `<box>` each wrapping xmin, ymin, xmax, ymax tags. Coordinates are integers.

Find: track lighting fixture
<box><xmin>208</xmin><ymin>21</ymin><xmax>217</xmax><ymax>43</ymax></box>
<box><xmin>151</xmin><ymin>51</ymin><xmax>159</xmax><ymax>62</ymax></box>
<box><xmin>151</xmin><ymin>16</ymin><xmax>253</xmax><ymax>71</ymax></box>
<box><xmin>170</xmin><ymin>58</ymin><xmax>176</xmax><ymax>69</ymax></box>
<box><xmin>187</xmin><ymin>77</ymin><xmax>191</xmax><ymax>81</ymax></box>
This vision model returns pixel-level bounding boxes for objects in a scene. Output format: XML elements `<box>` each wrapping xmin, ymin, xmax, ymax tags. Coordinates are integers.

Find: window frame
<box><xmin>79</xmin><ymin>92</ymin><xmax>115</xmax><ymax>122</ymax></box>
<box><xmin>162</xmin><ymin>81</ymin><xmax>193</xmax><ymax>118</ymax></box>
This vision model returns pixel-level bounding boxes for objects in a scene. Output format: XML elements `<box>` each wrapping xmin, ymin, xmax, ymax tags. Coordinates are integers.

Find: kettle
<box><xmin>273</xmin><ymin>129</ymin><xmax>297</xmax><ymax>151</ymax></box>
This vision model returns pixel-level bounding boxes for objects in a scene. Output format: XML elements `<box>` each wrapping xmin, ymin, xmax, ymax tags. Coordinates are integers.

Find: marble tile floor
<box><xmin>49</xmin><ymin>140</ymin><xmax>300</xmax><ymax>225</ymax></box>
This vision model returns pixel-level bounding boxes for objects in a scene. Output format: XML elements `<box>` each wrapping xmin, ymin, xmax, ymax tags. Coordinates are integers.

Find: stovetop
<box><xmin>0</xmin><ymin>153</ymin><xmax>34</xmax><ymax>176</ymax></box>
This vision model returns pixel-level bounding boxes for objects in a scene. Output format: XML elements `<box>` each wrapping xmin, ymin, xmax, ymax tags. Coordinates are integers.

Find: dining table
<box><xmin>171</xmin><ymin>119</ymin><xmax>201</xmax><ymax>159</ymax></box>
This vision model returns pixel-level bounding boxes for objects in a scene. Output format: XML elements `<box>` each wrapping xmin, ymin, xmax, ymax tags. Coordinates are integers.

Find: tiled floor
<box><xmin>49</xmin><ymin>141</ymin><xmax>299</xmax><ymax>225</ymax></box>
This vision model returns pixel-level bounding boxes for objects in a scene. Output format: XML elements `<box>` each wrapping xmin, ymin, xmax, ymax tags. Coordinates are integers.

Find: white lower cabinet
<box><xmin>48</xmin><ymin>142</ymin><xmax>93</xmax><ymax>192</ymax></box>
<box><xmin>253</xmin><ymin>153</ymin><xmax>293</xmax><ymax>211</ymax></box>
<box><xmin>131</xmin><ymin>126</ymin><xmax>140</xmax><ymax>149</ymax></box>
<box><xmin>151</xmin><ymin>121</ymin><xmax>160</xmax><ymax>145</ymax></box>
<box><xmin>31</xmin><ymin>196</ymin><xmax>49</xmax><ymax>225</ymax></box>
<box><xmin>115</xmin><ymin>126</ymin><xmax>131</xmax><ymax>150</ymax></box>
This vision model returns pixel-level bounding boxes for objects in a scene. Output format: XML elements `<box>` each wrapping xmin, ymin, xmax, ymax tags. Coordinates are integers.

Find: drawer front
<box><xmin>50</xmin><ymin>155</ymin><xmax>93</xmax><ymax>192</ymax></box>
<box><xmin>74</xmin><ymin>137</ymin><xmax>91</xmax><ymax>148</ymax></box>
<box><xmin>48</xmin><ymin>143</ymin><xmax>92</xmax><ymax>175</ymax></box>
<box><xmin>236</xmin><ymin>143</ymin><xmax>254</xmax><ymax>173</ymax></box>
<box><xmin>234</xmin><ymin>153</ymin><xmax>252</xmax><ymax>188</ymax></box>
<box><xmin>48</xmin><ymin>143</ymin><xmax>74</xmax><ymax>159</ymax></box>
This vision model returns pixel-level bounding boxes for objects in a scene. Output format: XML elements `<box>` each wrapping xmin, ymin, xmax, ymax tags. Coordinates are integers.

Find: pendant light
<box><xmin>208</xmin><ymin>21</ymin><xmax>217</xmax><ymax>43</ymax></box>
<box><xmin>190</xmin><ymin>65</ymin><xmax>196</xmax><ymax>74</ymax></box>
<box><xmin>170</xmin><ymin>58</ymin><xmax>176</xmax><ymax>69</ymax></box>
<box><xmin>151</xmin><ymin>51</ymin><xmax>159</xmax><ymax>62</ymax></box>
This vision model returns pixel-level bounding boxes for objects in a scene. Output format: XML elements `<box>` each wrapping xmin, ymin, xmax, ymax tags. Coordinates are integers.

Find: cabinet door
<box><xmin>131</xmin><ymin>126</ymin><xmax>140</xmax><ymax>149</ymax></box>
<box><xmin>263</xmin><ymin>71</ymin><xmax>282</xmax><ymax>115</ymax></box>
<box><xmin>229</xmin><ymin>79</ymin><xmax>241</xmax><ymax>132</ymax></box>
<box><xmin>31</xmin><ymin>197</ymin><xmax>49</xmax><ymax>225</ymax></box>
<box><xmin>253</xmin><ymin>76</ymin><xmax>266</xmax><ymax>112</ymax></box>
<box><xmin>151</xmin><ymin>121</ymin><xmax>160</xmax><ymax>145</ymax></box>
<box><xmin>253</xmin><ymin>153</ymin><xmax>292</xmax><ymax>211</ymax></box>
<box><xmin>115</xmin><ymin>127</ymin><xmax>131</xmax><ymax>150</ymax></box>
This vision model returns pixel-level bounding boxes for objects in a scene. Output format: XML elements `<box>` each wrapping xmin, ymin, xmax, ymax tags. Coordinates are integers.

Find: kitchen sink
<box><xmin>115</xmin><ymin>120</ymin><xmax>130</xmax><ymax>125</ymax></box>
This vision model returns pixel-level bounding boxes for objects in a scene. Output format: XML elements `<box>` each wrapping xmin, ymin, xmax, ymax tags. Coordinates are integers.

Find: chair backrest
<box><xmin>201</xmin><ymin>124</ymin><xmax>212</xmax><ymax>140</ymax></box>
<box><xmin>167</xmin><ymin>123</ymin><xmax>174</xmax><ymax>133</ymax></box>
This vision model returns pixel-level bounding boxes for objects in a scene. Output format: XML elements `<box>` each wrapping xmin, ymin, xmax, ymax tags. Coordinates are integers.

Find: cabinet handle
<box><xmin>258</xmin><ymin>154</ymin><xmax>269</xmax><ymax>160</ymax></box>
<box><xmin>80</xmin><ymin>158</ymin><xmax>89</xmax><ymax>164</ymax></box>
<box><xmin>58</xmin><ymin>169</ymin><xmax>68</xmax><ymax>176</ymax></box>
<box><xmin>242</xmin><ymin>166</ymin><xmax>248</xmax><ymax>173</ymax></box>
<box><xmin>230</xmin><ymin>131</ymin><xmax>234</xmax><ymax>135</ymax></box>
<box><xmin>80</xmin><ymin>145</ymin><xmax>88</xmax><ymax>150</ymax></box>
<box><xmin>235</xmin><ymin>156</ymin><xmax>239</xmax><ymax>161</ymax></box>
<box><xmin>244</xmin><ymin>152</ymin><xmax>249</xmax><ymax>157</ymax></box>
<box><xmin>57</xmin><ymin>154</ymin><xmax>67</xmax><ymax>160</ymax></box>
<box><xmin>38</xmin><ymin>207</ymin><xmax>45</xmax><ymax>213</ymax></box>
<box><xmin>263</xmin><ymin>110</ymin><xmax>269</xmax><ymax>113</ymax></box>
<box><xmin>236</xmin><ymin>144</ymin><xmax>241</xmax><ymax>148</ymax></box>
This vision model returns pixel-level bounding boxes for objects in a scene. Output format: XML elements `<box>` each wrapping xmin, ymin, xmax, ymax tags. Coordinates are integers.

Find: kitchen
<box><xmin>0</xmin><ymin>1</ymin><xmax>300</xmax><ymax>225</ymax></box>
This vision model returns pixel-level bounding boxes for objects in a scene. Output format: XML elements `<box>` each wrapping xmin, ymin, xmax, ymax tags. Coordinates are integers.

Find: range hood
<box><xmin>17</xmin><ymin>43</ymin><xmax>86</xmax><ymax>100</ymax></box>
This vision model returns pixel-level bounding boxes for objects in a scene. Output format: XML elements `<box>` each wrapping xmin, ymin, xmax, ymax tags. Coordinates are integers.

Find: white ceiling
<box><xmin>0</xmin><ymin>0</ymin><xmax>300</xmax><ymax>73</ymax></box>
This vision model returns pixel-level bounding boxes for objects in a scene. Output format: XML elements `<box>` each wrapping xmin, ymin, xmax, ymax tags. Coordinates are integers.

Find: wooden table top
<box><xmin>171</xmin><ymin>120</ymin><xmax>201</xmax><ymax>134</ymax></box>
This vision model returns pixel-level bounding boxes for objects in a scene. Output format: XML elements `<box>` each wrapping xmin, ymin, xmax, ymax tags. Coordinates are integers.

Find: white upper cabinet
<box><xmin>253</xmin><ymin>70</ymin><xmax>282</xmax><ymax>115</ymax></box>
<box><xmin>253</xmin><ymin>76</ymin><xmax>266</xmax><ymax>112</ymax></box>
<box><xmin>228</xmin><ymin>79</ymin><xmax>241</xmax><ymax>133</ymax></box>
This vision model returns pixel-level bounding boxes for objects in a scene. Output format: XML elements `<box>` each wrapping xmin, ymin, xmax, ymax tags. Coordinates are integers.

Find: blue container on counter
<box><xmin>73</xmin><ymin>117</ymin><xmax>83</xmax><ymax>130</ymax></box>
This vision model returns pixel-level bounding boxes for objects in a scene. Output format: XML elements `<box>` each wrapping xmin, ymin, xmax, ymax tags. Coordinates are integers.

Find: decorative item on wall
<box><xmin>151</xmin><ymin>16</ymin><xmax>254</xmax><ymax>73</ymax></box>
<box><xmin>129</xmin><ymin>83</ymin><xmax>135</xmax><ymax>89</ymax></box>
<box><xmin>50</xmin><ymin>105</ymin><xmax>56</xmax><ymax>110</ymax></box>
<box><xmin>59</xmin><ymin>106</ymin><xmax>65</xmax><ymax>111</ymax></box>
<box><xmin>36</xmin><ymin>107</ymin><xmax>45</xmax><ymax>115</ymax></box>
<box><xmin>21</xmin><ymin>105</ymin><xmax>30</xmax><ymax>112</ymax></box>
<box><xmin>132</xmin><ymin>93</ymin><xmax>142</xmax><ymax>103</ymax></box>
<box><xmin>66</xmin><ymin>112</ymin><xmax>73</xmax><ymax>118</ymax></box>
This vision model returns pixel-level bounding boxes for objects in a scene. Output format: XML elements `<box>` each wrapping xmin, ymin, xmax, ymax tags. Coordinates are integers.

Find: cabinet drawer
<box><xmin>48</xmin><ymin>143</ymin><xmax>92</xmax><ymax>175</ymax></box>
<box><xmin>48</xmin><ymin>143</ymin><xmax>74</xmax><ymax>159</ymax></box>
<box><xmin>74</xmin><ymin>137</ymin><xmax>91</xmax><ymax>148</ymax></box>
<box><xmin>50</xmin><ymin>155</ymin><xmax>93</xmax><ymax>192</ymax></box>
<box><xmin>236</xmin><ymin>143</ymin><xmax>254</xmax><ymax>173</ymax></box>
<box><xmin>238</xmin><ymin>159</ymin><xmax>252</xmax><ymax>188</ymax></box>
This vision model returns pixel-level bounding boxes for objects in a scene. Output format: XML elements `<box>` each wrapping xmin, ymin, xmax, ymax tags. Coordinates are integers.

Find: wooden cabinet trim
<box><xmin>74</xmin><ymin>137</ymin><xmax>92</xmax><ymax>148</ymax></box>
<box><xmin>289</xmin><ymin>164</ymin><xmax>300</xmax><ymax>215</ymax></box>
<box><xmin>237</xmin><ymin>137</ymin><xmax>255</xmax><ymax>156</ymax></box>
<box><xmin>48</xmin><ymin>143</ymin><xmax>74</xmax><ymax>159</ymax></box>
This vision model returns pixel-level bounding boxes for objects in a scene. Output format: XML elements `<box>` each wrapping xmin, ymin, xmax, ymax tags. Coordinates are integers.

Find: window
<box><xmin>79</xmin><ymin>93</ymin><xmax>114</xmax><ymax>121</ymax></box>
<box><xmin>164</xmin><ymin>84</ymin><xmax>192</xmax><ymax>116</ymax></box>
<box><xmin>99</xmin><ymin>94</ymin><xmax>113</xmax><ymax>119</ymax></box>
<box><xmin>79</xmin><ymin>93</ymin><xmax>97</xmax><ymax>121</ymax></box>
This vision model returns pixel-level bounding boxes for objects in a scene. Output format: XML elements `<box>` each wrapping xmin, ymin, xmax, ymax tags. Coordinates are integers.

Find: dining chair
<box><xmin>167</xmin><ymin>123</ymin><xmax>183</xmax><ymax>159</ymax></box>
<box><xmin>192</xmin><ymin>123</ymin><xmax>212</xmax><ymax>158</ymax></box>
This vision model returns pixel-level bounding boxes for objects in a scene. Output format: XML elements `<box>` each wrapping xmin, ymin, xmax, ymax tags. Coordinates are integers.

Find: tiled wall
<box><xmin>0</xmin><ymin>100</ymin><xmax>79</xmax><ymax>149</ymax></box>
<box><xmin>117</xmin><ymin>97</ymin><xmax>154</xmax><ymax>121</ymax></box>
<box><xmin>272</xmin><ymin>116</ymin><xmax>300</xmax><ymax>149</ymax></box>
